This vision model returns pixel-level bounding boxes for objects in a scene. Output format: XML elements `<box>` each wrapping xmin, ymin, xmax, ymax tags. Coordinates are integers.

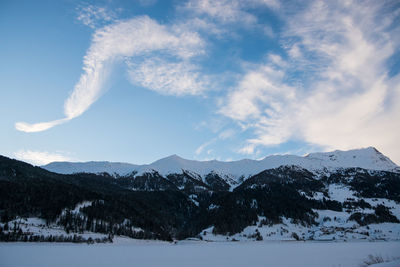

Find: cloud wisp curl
<box><xmin>15</xmin><ymin>16</ymin><xmax>204</xmax><ymax>132</ymax></box>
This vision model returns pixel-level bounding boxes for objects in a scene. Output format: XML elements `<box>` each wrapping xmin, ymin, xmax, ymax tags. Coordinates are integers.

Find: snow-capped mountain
<box><xmin>2</xmin><ymin>152</ymin><xmax>400</xmax><ymax>243</ymax></box>
<box><xmin>43</xmin><ymin>147</ymin><xmax>399</xmax><ymax>179</ymax></box>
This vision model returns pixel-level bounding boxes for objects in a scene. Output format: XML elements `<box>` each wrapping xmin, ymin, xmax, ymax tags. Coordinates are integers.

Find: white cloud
<box><xmin>76</xmin><ymin>4</ymin><xmax>117</xmax><ymax>29</ymax></box>
<box><xmin>220</xmin><ymin>1</ymin><xmax>400</xmax><ymax>163</ymax></box>
<box><xmin>195</xmin><ymin>138</ymin><xmax>217</xmax><ymax>155</ymax></box>
<box><xmin>288</xmin><ymin>44</ymin><xmax>301</xmax><ymax>59</ymax></box>
<box><xmin>175</xmin><ymin>17</ymin><xmax>226</xmax><ymax>37</ymax></box>
<box><xmin>283</xmin><ymin>0</ymin><xmax>400</xmax><ymax>163</ymax></box>
<box><xmin>185</xmin><ymin>0</ymin><xmax>256</xmax><ymax>25</ymax></box>
<box><xmin>218</xmin><ymin>129</ymin><xmax>235</xmax><ymax>140</ymax></box>
<box><xmin>220</xmin><ymin>60</ymin><xmax>296</xmax><ymax>153</ymax></box>
<box><xmin>14</xmin><ymin>150</ymin><xmax>72</xmax><ymax>166</ymax></box>
<box><xmin>65</xmin><ymin>16</ymin><xmax>203</xmax><ymax>119</ymax></box>
<box><xmin>15</xmin><ymin>118</ymin><xmax>69</xmax><ymax>133</ymax></box>
<box><xmin>238</xmin><ymin>144</ymin><xmax>255</xmax><ymax>155</ymax></box>
<box><xmin>195</xmin><ymin>128</ymin><xmax>236</xmax><ymax>155</ymax></box>
<box><xmin>127</xmin><ymin>59</ymin><xmax>207</xmax><ymax>96</ymax></box>
<box><xmin>181</xmin><ymin>0</ymin><xmax>278</xmax><ymax>39</ymax></box>
<box><xmin>257</xmin><ymin>0</ymin><xmax>280</xmax><ymax>9</ymax></box>
<box><xmin>14</xmin><ymin>0</ymin><xmax>400</xmax><ymax>166</ymax></box>
<box><xmin>263</xmin><ymin>25</ymin><xmax>275</xmax><ymax>38</ymax></box>
<box><xmin>219</xmin><ymin>59</ymin><xmax>295</xmax><ymax>127</ymax></box>
<box><xmin>184</xmin><ymin>0</ymin><xmax>279</xmax><ymax>25</ymax></box>
<box><xmin>16</xmin><ymin>16</ymin><xmax>205</xmax><ymax>132</ymax></box>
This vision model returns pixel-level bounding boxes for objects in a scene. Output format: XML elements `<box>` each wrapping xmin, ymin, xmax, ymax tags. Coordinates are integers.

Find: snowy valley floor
<box><xmin>1</xmin><ymin>239</ymin><xmax>400</xmax><ymax>267</ymax></box>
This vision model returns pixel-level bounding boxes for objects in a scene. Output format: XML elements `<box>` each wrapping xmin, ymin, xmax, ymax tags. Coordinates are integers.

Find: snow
<box><xmin>315</xmin><ymin>209</ymin><xmax>355</xmax><ymax>227</ymax></box>
<box><xmin>188</xmin><ymin>194</ymin><xmax>199</xmax><ymax>207</ymax></box>
<box><xmin>371</xmin><ymin>259</ymin><xmax>400</xmax><ymax>267</ymax></box>
<box><xmin>305</xmin><ymin>147</ymin><xmax>398</xmax><ymax>171</ymax></box>
<box><xmin>61</xmin><ymin>201</ymin><xmax>93</xmax><ymax>216</ymax></box>
<box><xmin>42</xmin><ymin>147</ymin><xmax>399</xmax><ymax>183</ymax></box>
<box><xmin>1</xmin><ymin>217</ymin><xmax>108</xmax><ymax>240</ymax></box>
<box><xmin>327</xmin><ymin>184</ymin><xmax>400</xmax><ymax>221</ymax></box>
<box><xmin>1</xmin><ymin>240</ymin><xmax>399</xmax><ymax>267</ymax></box>
<box><xmin>300</xmin><ymin>191</ymin><xmax>326</xmax><ymax>200</ymax></box>
<box><xmin>199</xmin><ymin>207</ymin><xmax>400</xmax><ymax>242</ymax></box>
<box><xmin>43</xmin><ymin>161</ymin><xmax>139</xmax><ymax>176</ymax></box>
<box><xmin>328</xmin><ymin>184</ymin><xmax>358</xmax><ymax>202</ymax></box>
<box><xmin>9</xmin><ymin>183</ymin><xmax>398</xmax><ymax>246</ymax></box>
<box><xmin>208</xmin><ymin>204</ymin><xmax>219</xmax><ymax>210</ymax></box>
<box><xmin>4</xmin><ymin>168</ymin><xmax>399</xmax><ymax>245</ymax></box>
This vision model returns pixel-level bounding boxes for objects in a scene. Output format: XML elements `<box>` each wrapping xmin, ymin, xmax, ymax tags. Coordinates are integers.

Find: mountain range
<box><xmin>1</xmin><ymin>147</ymin><xmax>399</xmax><ymax>243</ymax></box>
<box><xmin>43</xmin><ymin>147</ymin><xmax>399</xmax><ymax>188</ymax></box>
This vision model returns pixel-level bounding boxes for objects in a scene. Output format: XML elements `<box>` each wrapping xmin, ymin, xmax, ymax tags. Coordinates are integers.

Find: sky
<box><xmin>1</xmin><ymin>0</ymin><xmax>400</xmax><ymax>166</ymax></box>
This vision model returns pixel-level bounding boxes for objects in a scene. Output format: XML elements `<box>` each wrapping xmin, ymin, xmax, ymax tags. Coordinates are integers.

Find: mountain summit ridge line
<box><xmin>43</xmin><ymin>147</ymin><xmax>399</xmax><ymax>179</ymax></box>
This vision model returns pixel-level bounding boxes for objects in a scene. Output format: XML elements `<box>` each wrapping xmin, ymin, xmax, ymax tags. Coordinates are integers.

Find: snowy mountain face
<box><xmin>305</xmin><ymin>147</ymin><xmax>398</xmax><ymax>172</ymax></box>
<box><xmin>43</xmin><ymin>147</ymin><xmax>399</xmax><ymax>182</ymax></box>
<box><xmin>43</xmin><ymin>161</ymin><xmax>139</xmax><ymax>176</ymax></box>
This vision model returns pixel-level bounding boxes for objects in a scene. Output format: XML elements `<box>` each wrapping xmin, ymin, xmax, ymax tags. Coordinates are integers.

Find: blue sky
<box><xmin>1</xmin><ymin>0</ymin><xmax>400</xmax><ymax>165</ymax></box>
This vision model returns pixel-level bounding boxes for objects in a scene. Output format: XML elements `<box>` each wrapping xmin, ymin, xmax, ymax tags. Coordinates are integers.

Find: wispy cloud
<box><xmin>220</xmin><ymin>55</ymin><xmax>296</xmax><ymax>147</ymax></box>
<box><xmin>15</xmin><ymin>118</ymin><xmax>69</xmax><ymax>133</ymax></box>
<box><xmin>220</xmin><ymin>0</ymin><xmax>400</xmax><ymax>163</ymax></box>
<box><xmin>14</xmin><ymin>150</ymin><xmax>73</xmax><ymax>165</ymax></box>
<box><xmin>195</xmin><ymin>138</ymin><xmax>217</xmax><ymax>155</ymax></box>
<box><xmin>76</xmin><ymin>4</ymin><xmax>117</xmax><ymax>29</ymax></box>
<box><xmin>15</xmin><ymin>0</ymin><xmax>272</xmax><ymax>134</ymax></box>
<box><xmin>16</xmin><ymin>16</ymin><xmax>205</xmax><ymax>132</ymax></box>
<box><xmin>184</xmin><ymin>0</ymin><xmax>279</xmax><ymax>25</ymax></box>
<box><xmin>14</xmin><ymin>0</ymin><xmax>400</xmax><ymax>164</ymax></box>
<box><xmin>127</xmin><ymin>58</ymin><xmax>207</xmax><ymax>96</ymax></box>
<box><xmin>184</xmin><ymin>0</ymin><xmax>257</xmax><ymax>25</ymax></box>
<box><xmin>218</xmin><ymin>128</ymin><xmax>235</xmax><ymax>140</ymax></box>
<box><xmin>179</xmin><ymin>0</ymin><xmax>279</xmax><ymax>40</ymax></box>
<box><xmin>195</xmin><ymin>128</ymin><xmax>236</xmax><ymax>155</ymax></box>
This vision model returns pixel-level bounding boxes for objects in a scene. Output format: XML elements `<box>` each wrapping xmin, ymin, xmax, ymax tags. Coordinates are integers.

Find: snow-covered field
<box><xmin>1</xmin><ymin>240</ymin><xmax>399</xmax><ymax>267</ymax></box>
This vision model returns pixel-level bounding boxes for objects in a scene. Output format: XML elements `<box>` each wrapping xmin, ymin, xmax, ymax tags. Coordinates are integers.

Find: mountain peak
<box><xmin>152</xmin><ymin>154</ymin><xmax>186</xmax><ymax>164</ymax></box>
<box><xmin>165</xmin><ymin>154</ymin><xmax>183</xmax><ymax>160</ymax></box>
<box><xmin>305</xmin><ymin>147</ymin><xmax>397</xmax><ymax>170</ymax></box>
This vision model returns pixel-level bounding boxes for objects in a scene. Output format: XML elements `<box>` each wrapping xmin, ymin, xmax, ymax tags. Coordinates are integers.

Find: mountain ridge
<box><xmin>1</xmin><ymin>153</ymin><xmax>400</xmax><ymax>242</ymax></box>
<box><xmin>43</xmin><ymin>147</ymin><xmax>399</xmax><ymax>180</ymax></box>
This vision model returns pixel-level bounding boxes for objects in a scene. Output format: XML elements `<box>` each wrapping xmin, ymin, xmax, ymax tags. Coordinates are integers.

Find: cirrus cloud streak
<box><xmin>15</xmin><ymin>15</ymin><xmax>205</xmax><ymax>132</ymax></box>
